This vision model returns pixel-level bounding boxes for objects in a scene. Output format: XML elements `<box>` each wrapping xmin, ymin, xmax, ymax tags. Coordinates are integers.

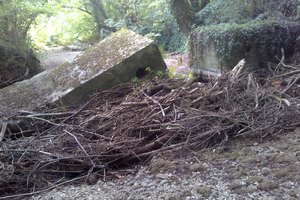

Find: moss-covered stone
<box><xmin>187</xmin><ymin>0</ymin><xmax>300</xmax><ymax>72</ymax></box>
<box><xmin>0</xmin><ymin>30</ymin><xmax>167</xmax><ymax>116</ymax></box>
<box><xmin>189</xmin><ymin>20</ymin><xmax>299</xmax><ymax>72</ymax></box>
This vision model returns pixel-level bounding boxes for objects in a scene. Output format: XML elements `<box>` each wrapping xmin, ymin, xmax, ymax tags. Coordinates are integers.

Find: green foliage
<box><xmin>27</xmin><ymin>0</ymin><xmax>185</xmax><ymax>51</ymax></box>
<box><xmin>0</xmin><ymin>0</ymin><xmax>186</xmax><ymax>52</ymax></box>
<box><xmin>167</xmin><ymin>66</ymin><xmax>191</xmax><ymax>79</ymax></box>
<box><xmin>195</xmin><ymin>0</ymin><xmax>299</xmax><ymax>26</ymax></box>
<box><xmin>168</xmin><ymin>66</ymin><xmax>176</xmax><ymax>78</ymax></box>
<box><xmin>0</xmin><ymin>0</ymin><xmax>53</xmax><ymax>49</ymax></box>
<box><xmin>31</xmin><ymin>10</ymin><xmax>95</xmax><ymax>48</ymax></box>
<box><xmin>0</xmin><ymin>0</ymin><xmax>46</xmax><ymax>80</ymax></box>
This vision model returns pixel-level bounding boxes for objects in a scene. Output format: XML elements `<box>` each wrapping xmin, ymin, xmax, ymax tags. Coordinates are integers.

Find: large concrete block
<box><xmin>189</xmin><ymin>21</ymin><xmax>299</xmax><ymax>73</ymax></box>
<box><xmin>184</xmin><ymin>0</ymin><xmax>299</xmax><ymax>73</ymax></box>
<box><xmin>0</xmin><ymin>30</ymin><xmax>167</xmax><ymax>116</ymax></box>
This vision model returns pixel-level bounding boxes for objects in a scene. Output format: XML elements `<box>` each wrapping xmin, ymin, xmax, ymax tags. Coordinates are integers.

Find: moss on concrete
<box><xmin>189</xmin><ymin>20</ymin><xmax>299</xmax><ymax>71</ymax></box>
<box><xmin>0</xmin><ymin>29</ymin><xmax>167</xmax><ymax>116</ymax></box>
<box><xmin>188</xmin><ymin>0</ymin><xmax>299</xmax><ymax>72</ymax></box>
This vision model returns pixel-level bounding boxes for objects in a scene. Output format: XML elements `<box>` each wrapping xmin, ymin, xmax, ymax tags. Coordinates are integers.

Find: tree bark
<box><xmin>170</xmin><ymin>0</ymin><xmax>196</xmax><ymax>37</ymax></box>
<box><xmin>87</xmin><ymin>0</ymin><xmax>116</xmax><ymax>39</ymax></box>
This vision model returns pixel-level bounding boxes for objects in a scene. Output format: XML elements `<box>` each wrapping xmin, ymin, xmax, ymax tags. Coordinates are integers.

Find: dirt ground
<box><xmin>31</xmin><ymin>128</ymin><xmax>300</xmax><ymax>200</ymax></box>
<box><xmin>25</xmin><ymin>48</ymin><xmax>299</xmax><ymax>200</ymax></box>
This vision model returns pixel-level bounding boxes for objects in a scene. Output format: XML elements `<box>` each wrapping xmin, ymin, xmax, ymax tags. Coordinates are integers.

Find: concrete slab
<box><xmin>0</xmin><ymin>30</ymin><xmax>167</xmax><ymax>116</ymax></box>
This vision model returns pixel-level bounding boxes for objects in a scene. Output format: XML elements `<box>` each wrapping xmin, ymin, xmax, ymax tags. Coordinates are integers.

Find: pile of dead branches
<box><xmin>0</xmin><ymin>59</ymin><xmax>300</xmax><ymax>198</ymax></box>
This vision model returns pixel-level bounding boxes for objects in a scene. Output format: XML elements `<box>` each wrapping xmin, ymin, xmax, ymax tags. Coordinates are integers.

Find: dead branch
<box><xmin>0</xmin><ymin>59</ymin><xmax>299</xmax><ymax>198</ymax></box>
<box><xmin>0</xmin><ymin>122</ymin><xmax>7</xmax><ymax>142</ymax></box>
<box><xmin>276</xmin><ymin>48</ymin><xmax>297</xmax><ymax>70</ymax></box>
<box><xmin>0</xmin><ymin>67</ymin><xmax>29</xmax><ymax>89</ymax></box>
<box><xmin>275</xmin><ymin>69</ymin><xmax>300</xmax><ymax>78</ymax></box>
<box><xmin>230</xmin><ymin>59</ymin><xmax>246</xmax><ymax>82</ymax></box>
<box><xmin>280</xmin><ymin>75</ymin><xmax>300</xmax><ymax>94</ymax></box>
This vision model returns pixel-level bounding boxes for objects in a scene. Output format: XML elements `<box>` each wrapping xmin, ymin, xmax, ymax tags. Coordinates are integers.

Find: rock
<box><xmin>189</xmin><ymin>163</ymin><xmax>206</xmax><ymax>172</ymax></box>
<box><xmin>189</xmin><ymin>20</ymin><xmax>299</xmax><ymax>73</ymax></box>
<box><xmin>257</xmin><ymin>179</ymin><xmax>279</xmax><ymax>191</ymax></box>
<box><xmin>156</xmin><ymin>173</ymin><xmax>171</xmax><ymax>180</ymax></box>
<box><xmin>291</xmin><ymin>188</ymin><xmax>300</xmax><ymax>197</ymax></box>
<box><xmin>0</xmin><ymin>29</ymin><xmax>167</xmax><ymax>116</ymax></box>
<box><xmin>197</xmin><ymin>186</ymin><xmax>212</xmax><ymax>198</ymax></box>
<box><xmin>261</xmin><ymin>167</ymin><xmax>272</xmax><ymax>176</ymax></box>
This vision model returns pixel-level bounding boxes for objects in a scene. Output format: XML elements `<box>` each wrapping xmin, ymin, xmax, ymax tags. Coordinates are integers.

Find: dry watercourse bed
<box><xmin>1</xmin><ymin>56</ymin><xmax>300</xmax><ymax>199</ymax></box>
<box><xmin>32</xmin><ymin>128</ymin><xmax>300</xmax><ymax>200</ymax></box>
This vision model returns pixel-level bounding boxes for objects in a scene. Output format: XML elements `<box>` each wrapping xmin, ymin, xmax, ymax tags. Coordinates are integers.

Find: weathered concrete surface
<box><xmin>0</xmin><ymin>30</ymin><xmax>167</xmax><ymax>115</ymax></box>
<box><xmin>187</xmin><ymin>0</ymin><xmax>300</xmax><ymax>73</ymax></box>
<box><xmin>189</xmin><ymin>21</ymin><xmax>300</xmax><ymax>73</ymax></box>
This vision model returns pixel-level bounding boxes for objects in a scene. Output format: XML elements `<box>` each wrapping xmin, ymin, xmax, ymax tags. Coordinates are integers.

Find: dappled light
<box><xmin>0</xmin><ymin>0</ymin><xmax>300</xmax><ymax>199</ymax></box>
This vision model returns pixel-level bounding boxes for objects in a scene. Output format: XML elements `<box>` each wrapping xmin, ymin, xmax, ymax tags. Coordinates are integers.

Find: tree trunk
<box><xmin>88</xmin><ymin>0</ymin><xmax>116</xmax><ymax>39</ymax></box>
<box><xmin>170</xmin><ymin>0</ymin><xmax>196</xmax><ymax>37</ymax></box>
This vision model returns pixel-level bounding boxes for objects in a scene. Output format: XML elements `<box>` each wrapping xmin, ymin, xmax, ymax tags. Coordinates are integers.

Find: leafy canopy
<box><xmin>29</xmin><ymin>0</ymin><xmax>185</xmax><ymax>51</ymax></box>
<box><xmin>0</xmin><ymin>0</ymin><xmax>185</xmax><ymax>51</ymax></box>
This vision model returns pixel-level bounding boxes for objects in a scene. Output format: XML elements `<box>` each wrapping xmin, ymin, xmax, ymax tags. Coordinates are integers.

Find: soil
<box><xmin>31</xmin><ymin>128</ymin><xmax>300</xmax><ymax>200</ymax></box>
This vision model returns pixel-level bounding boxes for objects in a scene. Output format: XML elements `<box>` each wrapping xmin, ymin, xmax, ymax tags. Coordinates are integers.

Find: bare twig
<box><xmin>0</xmin><ymin>149</ymin><xmax>57</xmax><ymax>158</ymax></box>
<box><xmin>0</xmin><ymin>122</ymin><xmax>7</xmax><ymax>142</ymax></box>
<box><xmin>64</xmin><ymin>130</ymin><xmax>96</xmax><ymax>167</ymax></box>
<box><xmin>0</xmin><ymin>67</ymin><xmax>29</xmax><ymax>88</ymax></box>
<box><xmin>1</xmin><ymin>59</ymin><xmax>300</xmax><ymax>197</ymax></box>
<box><xmin>275</xmin><ymin>69</ymin><xmax>300</xmax><ymax>78</ymax></box>
<box><xmin>276</xmin><ymin>48</ymin><xmax>297</xmax><ymax>70</ymax></box>
<box><xmin>281</xmin><ymin>75</ymin><xmax>300</xmax><ymax>94</ymax></box>
<box><xmin>143</xmin><ymin>92</ymin><xmax>166</xmax><ymax>117</ymax></box>
<box><xmin>17</xmin><ymin>116</ymin><xmax>62</xmax><ymax>126</ymax></box>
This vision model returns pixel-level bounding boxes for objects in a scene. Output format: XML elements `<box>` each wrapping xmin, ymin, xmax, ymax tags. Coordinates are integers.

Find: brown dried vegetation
<box><xmin>0</xmin><ymin>58</ymin><xmax>299</xmax><ymax>198</ymax></box>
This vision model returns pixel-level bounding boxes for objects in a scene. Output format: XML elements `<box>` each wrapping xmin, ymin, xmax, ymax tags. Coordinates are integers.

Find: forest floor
<box><xmin>24</xmin><ymin>48</ymin><xmax>299</xmax><ymax>200</ymax></box>
<box><xmin>32</xmin><ymin>128</ymin><xmax>300</xmax><ymax>200</ymax></box>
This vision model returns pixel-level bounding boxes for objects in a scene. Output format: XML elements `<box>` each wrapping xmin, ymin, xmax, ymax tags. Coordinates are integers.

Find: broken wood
<box><xmin>0</xmin><ymin>122</ymin><xmax>7</xmax><ymax>142</ymax></box>
<box><xmin>0</xmin><ymin>58</ymin><xmax>299</xmax><ymax>198</ymax></box>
